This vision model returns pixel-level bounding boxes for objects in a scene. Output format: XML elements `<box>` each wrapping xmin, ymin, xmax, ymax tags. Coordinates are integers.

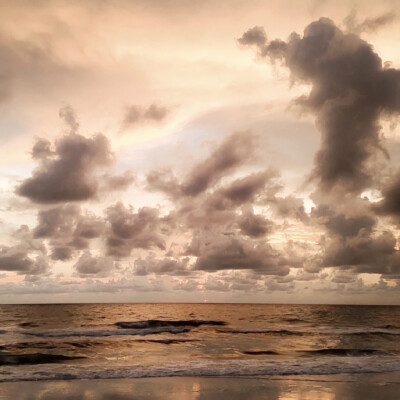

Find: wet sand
<box><xmin>1</xmin><ymin>373</ymin><xmax>400</xmax><ymax>399</ymax></box>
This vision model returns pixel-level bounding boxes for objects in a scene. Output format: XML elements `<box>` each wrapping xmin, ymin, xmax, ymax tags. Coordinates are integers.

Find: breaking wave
<box><xmin>115</xmin><ymin>320</ymin><xmax>226</xmax><ymax>329</ymax></box>
<box><xmin>19</xmin><ymin>327</ymin><xmax>190</xmax><ymax>338</ymax></box>
<box><xmin>3</xmin><ymin>356</ymin><xmax>400</xmax><ymax>382</ymax></box>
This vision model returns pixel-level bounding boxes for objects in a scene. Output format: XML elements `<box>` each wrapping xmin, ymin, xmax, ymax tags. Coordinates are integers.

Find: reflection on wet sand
<box><xmin>0</xmin><ymin>375</ymin><xmax>399</xmax><ymax>400</ymax></box>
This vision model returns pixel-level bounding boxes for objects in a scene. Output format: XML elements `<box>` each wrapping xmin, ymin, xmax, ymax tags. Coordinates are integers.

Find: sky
<box><xmin>1</xmin><ymin>0</ymin><xmax>400</xmax><ymax>304</ymax></box>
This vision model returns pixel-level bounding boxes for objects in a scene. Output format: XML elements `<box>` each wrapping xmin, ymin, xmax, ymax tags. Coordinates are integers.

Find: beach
<box><xmin>1</xmin><ymin>374</ymin><xmax>400</xmax><ymax>399</ymax></box>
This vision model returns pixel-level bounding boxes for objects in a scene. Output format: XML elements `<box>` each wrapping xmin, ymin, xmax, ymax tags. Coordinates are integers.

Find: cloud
<box><xmin>31</xmin><ymin>139</ymin><xmax>53</xmax><ymax>160</ymax></box>
<box><xmin>17</xmin><ymin>131</ymin><xmax>113</xmax><ymax>203</ymax></box>
<box><xmin>269</xmin><ymin>195</ymin><xmax>308</xmax><ymax>222</ymax></box>
<box><xmin>208</xmin><ymin>169</ymin><xmax>276</xmax><ymax>207</ymax></box>
<box><xmin>311</xmin><ymin>204</ymin><xmax>376</xmax><ymax>237</ymax></box>
<box><xmin>105</xmin><ymin>203</ymin><xmax>166</xmax><ymax>258</ymax></box>
<box><xmin>308</xmin><ymin>204</ymin><xmax>400</xmax><ymax>277</ymax></box>
<box><xmin>101</xmin><ymin>171</ymin><xmax>135</xmax><ymax>191</ymax></box>
<box><xmin>147</xmin><ymin>131</ymin><xmax>256</xmax><ymax>198</ymax></box>
<box><xmin>188</xmin><ymin>231</ymin><xmax>290</xmax><ymax>275</ymax></box>
<box><xmin>344</xmin><ymin>11</ymin><xmax>397</xmax><ymax>34</ymax></box>
<box><xmin>374</xmin><ymin>172</ymin><xmax>400</xmax><ymax>217</ymax></box>
<box><xmin>322</xmin><ymin>230</ymin><xmax>400</xmax><ymax>276</ymax></box>
<box><xmin>181</xmin><ymin>132</ymin><xmax>256</xmax><ymax>196</ymax></box>
<box><xmin>59</xmin><ymin>105</ymin><xmax>79</xmax><ymax>134</ymax></box>
<box><xmin>171</xmin><ymin>169</ymin><xmax>278</xmax><ymax>233</ymax></box>
<box><xmin>238</xmin><ymin>206</ymin><xmax>273</xmax><ymax>238</ymax></box>
<box><xmin>325</xmin><ymin>213</ymin><xmax>376</xmax><ymax>238</ymax></box>
<box><xmin>144</xmin><ymin>133</ymin><xmax>288</xmax><ymax>277</ymax></box>
<box><xmin>33</xmin><ymin>205</ymin><xmax>104</xmax><ymax>261</ymax></box>
<box><xmin>240</xmin><ymin>18</ymin><xmax>400</xmax><ymax>192</ymax></box>
<box><xmin>122</xmin><ymin>104</ymin><xmax>169</xmax><ymax>130</ymax></box>
<box><xmin>0</xmin><ymin>252</ymin><xmax>48</xmax><ymax>275</ymax></box>
<box><xmin>0</xmin><ymin>225</ymin><xmax>49</xmax><ymax>275</ymax></box>
<box><xmin>134</xmin><ymin>256</ymin><xmax>190</xmax><ymax>276</ymax></box>
<box><xmin>237</xmin><ymin>26</ymin><xmax>268</xmax><ymax>47</ymax></box>
<box><xmin>73</xmin><ymin>251</ymin><xmax>115</xmax><ymax>276</ymax></box>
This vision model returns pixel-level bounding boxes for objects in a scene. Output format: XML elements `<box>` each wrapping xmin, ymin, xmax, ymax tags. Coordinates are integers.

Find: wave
<box><xmin>217</xmin><ymin>329</ymin><xmax>304</xmax><ymax>336</ymax></box>
<box><xmin>301</xmin><ymin>348</ymin><xmax>389</xmax><ymax>356</ymax></box>
<box><xmin>115</xmin><ymin>320</ymin><xmax>226</xmax><ymax>329</ymax></box>
<box><xmin>283</xmin><ymin>318</ymin><xmax>306</xmax><ymax>323</ymax></box>
<box><xmin>18</xmin><ymin>322</ymin><xmax>39</xmax><ymax>328</ymax></box>
<box><xmin>346</xmin><ymin>330</ymin><xmax>400</xmax><ymax>337</ymax></box>
<box><xmin>218</xmin><ymin>327</ymin><xmax>400</xmax><ymax>337</ymax></box>
<box><xmin>134</xmin><ymin>339</ymin><xmax>197</xmax><ymax>344</ymax></box>
<box><xmin>19</xmin><ymin>327</ymin><xmax>190</xmax><ymax>338</ymax></box>
<box><xmin>242</xmin><ymin>348</ymin><xmax>390</xmax><ymax>357</ymax></box>
<box><xmin>3</xmin><ymin>355</ymin><xmax>400</xmax><ymax>382</ymax></box>
<box><xmin>0</xmin><ymin>353</ymin><xmax>83</xmax><ymax>366</ymax></box>
<box><xmin>375</xmin><ymin>325</ymin><xmax>399</xmax><ymax>330</ymax></box>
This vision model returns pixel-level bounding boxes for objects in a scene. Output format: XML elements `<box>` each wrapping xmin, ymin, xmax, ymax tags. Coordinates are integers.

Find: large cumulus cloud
<box><xmin>239</xmin><ymin>18</ymin><xmax>400</xmax><ymax>192</ymax></box>
<box><xmin>17</xmin><ymin>107</ymin><xmax>134</xmax><ymax>204</ymax></box>
<box><xmin>17</xmin><ymin>132</ymin><xmax>113</xmax><ymax>203</ymax></box>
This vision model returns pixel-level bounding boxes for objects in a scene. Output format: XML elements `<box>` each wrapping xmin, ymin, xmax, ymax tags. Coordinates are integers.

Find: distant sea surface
<box><xmin>2</xmin><ymin>303</ymin><xmax>400</xmax><ymax>382</ymax></box>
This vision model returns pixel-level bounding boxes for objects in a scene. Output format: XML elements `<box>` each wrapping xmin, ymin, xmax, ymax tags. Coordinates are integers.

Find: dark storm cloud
<box><xmin>73</xmin><ymin>251</ymin><xmax>115</xmax><ymax>276</ymax></box>
<box><xmin>240</xmin><ymin>18</ymin><xmax>400</xmax><ymax>192</ymax></box>
<box><xmin>147</xmin><ymin>131</ymin><xmax>255</xmax><ymax>198</ymax></box>
<box><xmin>17</xmin><ymin>132</ymin><xmax>113</xmax><ymax>203</ymax></box>
<box><xmin>105</xmin><ymin>203</ymin><xmax>166</xmax><ymax>258</ymax></box>
<box><xmin>33</xmin><ymin>205</ymin><xmax>104</xmax><ymax>261</ymax></box>
<box><xmin>134</xmin><ymin>256</ymin><xmax>190</xmax><ymax>276</ymax></box>
<box><xmin>122</xmin><ymin>104</ymin><xmax>169</xmax><ymax>130</ymax></box>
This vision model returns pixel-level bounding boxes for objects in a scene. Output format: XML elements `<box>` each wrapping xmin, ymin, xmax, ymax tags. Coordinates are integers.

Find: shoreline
<box><xmin>1</xmin><ymin>373</ymin><xmax>400</xmax><ymax>399</ymax></box>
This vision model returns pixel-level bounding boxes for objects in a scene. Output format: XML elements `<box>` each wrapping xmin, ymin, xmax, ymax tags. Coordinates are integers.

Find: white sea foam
<box><xmin>3</xmin><ymin>355</ymin><xmax>400</xmax><ymax>382</ymax></box>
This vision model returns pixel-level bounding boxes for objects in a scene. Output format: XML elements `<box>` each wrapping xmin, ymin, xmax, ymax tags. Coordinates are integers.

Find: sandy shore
<box><xmin>1</xmin><ymin>374</ymin><xmax>400</xmax><ymax>399</ymax></box>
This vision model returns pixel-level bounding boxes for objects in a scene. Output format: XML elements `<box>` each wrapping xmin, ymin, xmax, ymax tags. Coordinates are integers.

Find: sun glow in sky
<box><xmin>1</xmin><ymin>0</ymin><xmax>400</xmax><ymax>304</ymax></box>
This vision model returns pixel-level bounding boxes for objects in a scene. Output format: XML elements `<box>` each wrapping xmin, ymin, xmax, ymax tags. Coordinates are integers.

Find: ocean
<box><xmin>1</xmin><ymin>303</ymin><xmax>400</xmax><ymax>382</ymax></box>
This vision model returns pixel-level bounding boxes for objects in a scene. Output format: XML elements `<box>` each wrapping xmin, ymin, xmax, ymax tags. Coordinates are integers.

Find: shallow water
<box><xmin>1</xmin><ymin>303</ymin><xmax>400</xmax><ymax>382</ymax></box>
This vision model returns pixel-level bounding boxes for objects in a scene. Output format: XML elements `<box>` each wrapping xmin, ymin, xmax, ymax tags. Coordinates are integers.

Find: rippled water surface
<box><xmin>1</xmin><ymin>303</ymin><xmax>400</xmax><ymax>381</ymax></box>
